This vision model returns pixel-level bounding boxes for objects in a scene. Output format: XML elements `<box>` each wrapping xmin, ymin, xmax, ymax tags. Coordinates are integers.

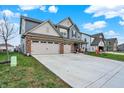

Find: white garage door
<box><xmin>31</xmin><ymin>41</ymin><xmax>60</xmax><ymax>55</ymax></box>
<box><xmin>64</xmin><ymin>44</ymin><xmax>71</xmax><ymax>53</ymax></box>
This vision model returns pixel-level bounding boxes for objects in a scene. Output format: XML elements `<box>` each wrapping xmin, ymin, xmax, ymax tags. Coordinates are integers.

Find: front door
<box><xmin>73</xmin><ymin>43</ymin><xmax>80</xmax><ymax>52</ymax></box>
<box><xmin>99</xmin><ymin>46</ymin><xmax>104</xmax><ymax>51</ymax></box>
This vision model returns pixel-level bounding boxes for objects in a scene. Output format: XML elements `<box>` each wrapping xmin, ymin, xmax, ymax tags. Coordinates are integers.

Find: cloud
<box><xmin>19</xmin><ymin>5</ymin><xmax>58</xmax><ymax>13</ymax></box>
<box><xmin>83</xmin><ymin>21</ymin><xmax>106</xmax><ymax>30</ymax></box>
<box><xmin>48</xmin><ymin>6</ymin><xmax>58</xmax><ymax>13</ymax></box>
<box><xmin>0</xmin><ymin>10</ymin><xmax>20</xmax><ymax>18</ymax></box>
<box><xmin>23</xmin><ymin>14</ymin><xmax>28</xmax><ymax>17</ymax></box>
<box><xmin>13</xmin><ymin>23</ymin><xmax>19</xmax><ymax>28</ymax></box>
<box><xmin>104</xmin><ymin>30</ymin><xmax>119</xmax><ymax>37</ymax></box>
<box><xmin>85</xmin><ymin>5</ymin><xmax>124</xmax><ymax>20</ymax></box>
<box><xmin>19</xmin><ymin>5</ymin><xmax>40</xmax><ymax>10</ymax></box>
<box><xmin>40</xmin><ymin>5</ymin><xmax>46</xmax><ymax>12</ymax></box>
<box><xmin>119</xmin><ymin>20</ymin><xmax>124</xmax><ymax>26</ymax></box>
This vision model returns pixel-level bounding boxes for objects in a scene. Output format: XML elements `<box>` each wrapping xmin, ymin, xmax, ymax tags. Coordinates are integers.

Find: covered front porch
<box><xmin>63</xmin><ymin>38</ymin><xmax>86</xmax><ymax>53</ymax></box>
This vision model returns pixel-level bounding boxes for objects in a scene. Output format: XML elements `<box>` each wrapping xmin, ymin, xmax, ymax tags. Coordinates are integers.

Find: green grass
<box><xmin>87</xmin><ymin>52</ymin><xmax>124</xmax><ymax>62</ymax></box>
<box><xmin>0</xmin><ymin>52</ymin><xmax>70</xmax><ymax>88</ymax></box>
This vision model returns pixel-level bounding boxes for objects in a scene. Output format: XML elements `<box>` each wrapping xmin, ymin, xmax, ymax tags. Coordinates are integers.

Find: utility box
<box><xmin>10</xmin><ymin>56</ymin><xmax>17</xmax><ymax>67</ymax></box>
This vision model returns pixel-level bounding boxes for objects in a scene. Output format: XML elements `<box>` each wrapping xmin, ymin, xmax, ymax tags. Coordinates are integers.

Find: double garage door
<box><xmin>31</xmin><ymin>41</ymin><xmax>71</xmax><ymax>55</ymax></box>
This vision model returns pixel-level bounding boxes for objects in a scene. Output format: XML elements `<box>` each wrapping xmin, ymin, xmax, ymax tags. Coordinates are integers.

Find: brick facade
<box><xmin>59</xmin><ymin>43</ymin><xmax>64</xmax><ymax>54</ymax></box>
<box><xmin>26</xmin><ymin>36</ymin><xmax>31</xmax><ymax>55</ymax></box>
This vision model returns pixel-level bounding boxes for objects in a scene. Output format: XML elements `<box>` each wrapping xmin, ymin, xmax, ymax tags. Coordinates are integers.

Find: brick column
<box><xmin>71</xmin><ymin>43</ymin><xmax>74</xmax><ymax>53</ymax></box>
<box><xmin>26</xmin><ymin>36</ymin><xmax>31</xmax><ymax>55</ymax></box>
<box><xmin>60</xmin><ymin>43</ymin><xmax>64</xmax><ymax>54</ymax></box>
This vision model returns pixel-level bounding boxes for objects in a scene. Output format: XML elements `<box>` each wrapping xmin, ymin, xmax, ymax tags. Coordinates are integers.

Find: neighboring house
<box><xmin>20</xmin><ymin>16</ymin><xmax>86</xmax><ymax>55</ymax></box>
<box><xmin>0</xmin><ymin>44</ymin><xmax>14</xmax><ymax>52</ymax></box>
<box><xmin>118</xmin><ymin>43</ymin><xmax>124</xmax><ymax>51</ymax></box>
<box><xmin>105</xmin><ymin>38</ymin><xmax>118</xmax><ymax>51</ymax></box>
<box><xmin>81</xmin><ymin>32</ymin><xmax>92</xmax><ymax>51</ymax></box>
<box><xmin>90</xmin><ymin>33</ymin><xmax>105</xmax><ymax>51</ymax></box>
<box><xmin>90</xmin><ymin>33</ymin><xmax>118</xmax><ymax>52</ymax></box>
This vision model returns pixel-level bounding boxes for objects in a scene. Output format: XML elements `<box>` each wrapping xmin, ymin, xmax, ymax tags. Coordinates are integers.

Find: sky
<box><xmin>0</xmin><ymin>5</ymin><xmax>124</xmax><ymax>46</ymax></box>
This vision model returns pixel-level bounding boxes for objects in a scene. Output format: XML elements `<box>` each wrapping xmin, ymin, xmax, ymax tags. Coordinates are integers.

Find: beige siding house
<box><xmin>20</xmin><ymin>16</ymin><xmax>85</xmax><ymax>55</ymax></box>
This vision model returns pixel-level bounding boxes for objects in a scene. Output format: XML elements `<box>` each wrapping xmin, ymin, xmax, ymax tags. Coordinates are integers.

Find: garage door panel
<box><xmin>64</xmin><ymin>44</ymin><xmax>71</xmax><ymax>53</ymax></box>
<box><xmin>31</xmin><ymin>42</ymin><xmax>59</xmax><ymax>55</ymax></box>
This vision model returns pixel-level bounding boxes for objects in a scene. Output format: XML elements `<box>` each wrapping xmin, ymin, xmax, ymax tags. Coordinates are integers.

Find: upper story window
<box><xmin>109</xmin><ymin>42</ymin><xmax>111</xmax><ymax>45</ymax></box>
<box><xmin>72</xmin><ymin>30</ymin><xmax>76</xmax><ymax>37</ymax></box>
<box><xmin>84</xmin><ymin>38</ymin><xmax>87</xmax><ymax>42</ymax></box>
<box><xmin>61</xmin><ymin>32</ymin><xmax>66</xmax><ymax>36</ymax></box>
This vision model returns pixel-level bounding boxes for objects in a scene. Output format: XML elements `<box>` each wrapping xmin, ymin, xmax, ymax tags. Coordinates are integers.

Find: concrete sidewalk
<box><xmin>33</xmin><ymin>54</ymin><xmax>124</xmax><ymax>88</ymax></box>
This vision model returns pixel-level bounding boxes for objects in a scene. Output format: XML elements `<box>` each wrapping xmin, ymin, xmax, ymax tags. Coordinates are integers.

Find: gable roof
<box><xmin>69</xmin><ymin>24</ymin><xmax>82</xmax><ymax>34</ymax></box>
<box><xmin>24</xmin><ymin>20</ymin><xmax>63</xmax><ymax>37</ymax></box>
<box><xmin>57</xmin><ymin>17</ymin><xmax>74</xmax><ymax>26</ymax></box>
<box><xmin>92</xmin><ymin>33</ymin><xmax>104</xmax><ymax>38</ymax></box>
<box><xmin>91</xmin><ymin>38</ymin><xmax>101</xmax><ymax>46</ymax></box>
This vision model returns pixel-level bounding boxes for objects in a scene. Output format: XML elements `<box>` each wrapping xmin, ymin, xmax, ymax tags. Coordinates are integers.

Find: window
<box><xmin>64</xmin><ymin>32</ymin><xmax>66</xmax><ymax>35</ymax></box>
<box><xmin>109</xmin><ymin>42</ymin><xmax>111</xmax><ymax>45</ymax></box>
<box><xmin>61</xmin><ymin>32</ymin><xmax>66</xmax><ymax>36</ymax></box>
<box><xmin>48</xmin><ymin>42</ymin><xmax>53</xmax><ymax>44</ymax></box>
<box><xmin>84</xmin><ymin>38</ymin><xmax>87</xmax><ymax>42</ymax></box>
<box><xmin>72</xmin><ymin>30</ymin><xmax>76</xmax><ymax>37</ymax></box>
<box><xmin>32</xmin><ymin>40</ymin><xmax>39</xmax><ymax>43</ymax></box>
<box><xmin>61</xmin><ymin>32</ymin><xmax>64</xmax><ymax>35</ymax></box>
<box><xmin>54</xmin><ymin>42</ymin><xmax>58</xmax><ymax>44</ymax></box>
<box><xmin>41</xmin><ymin>41</ymin><xmax>46</xmax><ymax>43</ymax></box>
<box><xmin>78</xmin><ymin>36</ymin><xmax>80</xmax><ymax>38</ymax></box>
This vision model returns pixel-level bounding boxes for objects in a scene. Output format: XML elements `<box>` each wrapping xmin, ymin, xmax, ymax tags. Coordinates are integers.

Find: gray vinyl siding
<box><xmin>118</xmin><ymin>44</ymin><xmax>124</xmax><ymax>51</ymax></box>
<box><xmin>69</xmin><ymin>26</ymin><xmax>81</xmax><ymax>40</ymax></box>
<box><xmin>25</xmin><ymin>20</ymin><xmax>40</xmax><ymax>32</ymax></box>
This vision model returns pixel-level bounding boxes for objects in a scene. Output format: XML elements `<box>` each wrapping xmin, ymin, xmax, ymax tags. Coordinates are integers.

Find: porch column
<box><xmin>60</xmin><ymin>43</ymin><xmax>64</xmax><ymax>54</ymax></box>
<box><xmin>71</xmin><ymin>43</ymin><xmax>74</xmax><ymax>53</ymax></box>
<box><xmin>26</xmin><ymin>36</ymin><xmax>31</xmax><ymax>55</ymax></box>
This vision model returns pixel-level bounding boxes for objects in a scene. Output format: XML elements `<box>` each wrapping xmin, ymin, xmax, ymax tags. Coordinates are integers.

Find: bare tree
<box><xmin>0</xmin><ymin>14</ymin><xmax>16</xmax><ymax>61</ymax></box>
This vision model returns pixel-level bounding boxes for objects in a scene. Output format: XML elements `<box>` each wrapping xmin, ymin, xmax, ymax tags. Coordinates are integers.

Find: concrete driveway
<box><xmin>33</xmin><ymin>54</ymin><xmax>124</xmax><ymax>88</ymax></box>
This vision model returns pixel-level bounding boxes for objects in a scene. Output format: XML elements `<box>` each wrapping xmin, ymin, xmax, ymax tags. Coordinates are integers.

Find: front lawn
<box><xmin>0</xmin><ymin>52</ymin><xmax>70</xmax><ymax>88</ymax></box>
<box><xmin>87</xmin><ymin>52</ymin><xmax>124</xmax><ymax>62</ymax></box>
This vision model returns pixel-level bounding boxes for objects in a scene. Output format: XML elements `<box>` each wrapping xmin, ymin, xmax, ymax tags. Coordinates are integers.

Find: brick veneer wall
<box><xmin>25</xmin><ymin>36</ymin><xmax>31</xmax><ymax>55</ymax></box>
<box><xmin>60</xmin><ymin>43</ymin><xmax>64</xmax><ymax>54</ymax></box>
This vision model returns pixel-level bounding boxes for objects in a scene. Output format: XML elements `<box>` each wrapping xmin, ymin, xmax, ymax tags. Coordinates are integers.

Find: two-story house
<box><xmin>90</xmin><ymin>33</ymin><xmax>105</xmax><ymax>51</ymax></box>
<box><xmin>81</xmin><ymin>32</ymin><xmax>92</xmax><ymax>51</ymax></box>
<box><xmin>20</xmin><ymin>16</ymin><xmax>85</xmax><ymax>55</ymax></box>
<box><xmin>90</xmin><ymin>33</ymin><xmax>118</xmax><ymax>52</ymax></box>
<box><xmin>105</xmin><ymin>38</ymin><xmax>118</xmax><ymax>51</ymax></box>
